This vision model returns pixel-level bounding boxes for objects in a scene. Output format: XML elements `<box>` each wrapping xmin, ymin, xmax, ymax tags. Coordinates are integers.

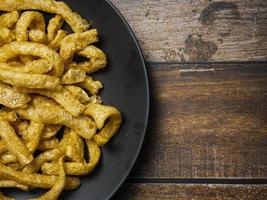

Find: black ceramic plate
<box><xmin>4</xmin><ymin>0</ymin><xmax>149</xmax><ymax>200</ymax></box>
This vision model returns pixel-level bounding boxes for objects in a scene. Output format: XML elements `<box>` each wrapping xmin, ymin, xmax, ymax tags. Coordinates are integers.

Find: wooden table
<box><xmin>110</xmin><ymin>1</ymin><xmax>267</xmax><ymax>199</ymax></box>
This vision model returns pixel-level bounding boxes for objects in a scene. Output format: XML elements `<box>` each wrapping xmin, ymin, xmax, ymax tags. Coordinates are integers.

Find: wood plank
<box><xmin>130</xmin><ymin>63</ymin><xmax>267</xmax><ymax>178</ymax></box>
<box><xmin>113</xmin><ymin>184</ymin><xmax>267</xmax><ymax>200</ymax></box>
<box><xmin>110</xmin><ymin>0</ymin><xmax>267</xmax><ymax>62</ymax></box>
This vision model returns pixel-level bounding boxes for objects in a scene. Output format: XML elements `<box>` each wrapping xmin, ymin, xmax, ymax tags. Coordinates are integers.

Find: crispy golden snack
<box><xmin>25</xmin><ymin>59</ymin><xmax>53</xmax><ymax>74</ymax></box>
<box><xmin>0</xmin><ymin>60</ymin><xmax>53</xmax><ymax>74</ymax></box>
<box><xmin>74</xmin><ymin>45</ymin><xmax>107</xmax><ymax>74</ymax></box>
<box><xmin>47</xmin><ymin>15</ymin><xmax>64</xmax><ymax>42</ymax></box>
<box><xmin>0</xmin><ymin>11</ymin><xmax>20</xmax><ymax>28</ymax></box>
<box><xmin>0</xmin><ymin>163</ymin><xmax>80</xmax><ymax>190</ymax></box>
<box><xmin>0</xmin><ymin>180</ymin><xmax>28</xmax><ymax>191</ymax></box>
<box><xmin>19</xmin><ymin>55</ymin><xmax>33</xmax><ymax>64</ymax></box>
<box><xmin>37</xmin><ymin>137</ymin><xmax>59</xmax><ymax>151</ymax></box>
<box><xmin>23</xmin><ymin>148</ymin><xmax>62</xmax><ymax>174</ymax></box>
<box><xmin>15</xmin><ymin>11</ymin><xmax>46</xmax><ymax>43</ymax></box>
<box><xmin>0</xmin><ymin>68</ymin><xmax>60</xmax><ymax>89</ymax></box>
<box><xmin>78</xmin><ymin>76</ymin><xmax>103</xmax><ymax>95</ymax></box>
<box><xmin>0</xmin><ymin>152</ymin><xmax>17</xmax><ymax>164</ymax></box>
<box><xmin>89</xmin><ymin>95</ymin><xmax>103</xmax><ymax>104</ymax></box>
<box><xmin>84</xmin><ymin>103</ymin><xmax>122</xmax><ymax>146</ymax></box>
<box><xmin>58</xmin><ymin>129</ymin><xmax>84</xmax><ymax>163</ymax></box>
<box><xmin>16</xmin><ymin>96</ymin><xmax>97</xmax><ymax>139</ymax></box>
<box><xmin>12</xmin><ymin>120</ymin><xmax>29</xmax><ymax>137</ymax></box>
<box><xmin>1</xmin><ymin>120</ymin><xmax>36</xmax><ymax>165</ymax></box>
<box><xmin>0</xmin><ymin>0</ymin><xmax>89</xmax><ymax>32</ymax></box>
<box><xmin>0</xmin><ymin>140</ymin><xmax>7</xmax><ymax>154</ymax></box>
<box><xmin>62</xmin><ymin>68</ymin><xmax>86</xmax><ymax>85</ymax></box>
<box><xmin>30</xmin><ymin>157</ymin><xmax>66</xmax><ymax>200</ymax></box>
<box><xmin>60</xmin><ymin>29</ymin><xmax>98</xmax><ymax>61</ymax></box>
<box><xmin>0</xmin><ymin>41</ymin><xmax>64</xmax><ymax>76</ymax></box>
<box><xmin>28</xmin><ymin>29</ymin><xmax>47</xmax><ymax>43</ymax></box>
<box><xmin>0</xmin><ymin>109</ymin><xmax>18</xmax><ymax>122</ymax></box>
<box><xmin>7</xmin><ymin>59</ymin><xmax>23</xmax><ymax>67</ymax></box>
<box><xmin>42</xmin><ymin>140</ymin><xmax>100</xmax><ymax>176</ymax></box>
<box><xmin>0</xmin><ymin>116</ymin><xmax>33</xmax><ymax>165</ymax></box>
<box><xmin>19</xmin><ymin>87</ymin><xmax>85</xmax><ymax>117</ymax></box>
<box><xmin>48</xmin><ymin>30</ymin><xmax>67</xmax><ymax>51</ymax></box>
<box><xmin>64</xmin><ymin>85</ymin><xmax>90</xmax><ymax>104</ymax></box>
<box><xmin>24</xmin><ymin>121</ymin><xmax>44</xmax><ymax>153</ymax></box>
<box><xmin>6</xmin><ymin>163</ymin><xmax>24</xmax><ymax>171</ymax></box>
<box><xmin>41</xmin><ymin>125</ymin><xmax>61</xmax><ymax>140</ymax></box>
<box><xmin>0</xmin><ymin>26</ymin><xmax>15</xmax><ymax>46</ymax></box>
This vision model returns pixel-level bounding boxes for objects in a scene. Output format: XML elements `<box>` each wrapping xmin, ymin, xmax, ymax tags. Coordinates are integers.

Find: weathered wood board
<box><xmin>130</xmin><ymin>63</ymin><xmax>267</xmax><ymax>178</ymax></box>
<box><xmin>111</xmin><ymin>0</ymin><xmax>267</xmax><ymax>62</ymax></box>
<box><xmin>113</xmin><ymin>184</ymin><xmax>267</xmax><ymax>200</ymax></box>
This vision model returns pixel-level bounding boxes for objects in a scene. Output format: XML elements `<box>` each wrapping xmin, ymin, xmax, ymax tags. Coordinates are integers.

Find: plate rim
<box><xmin>103</xmin><ymin>0</ymin><xmax>150</xmax><ymax>199</ymax></box>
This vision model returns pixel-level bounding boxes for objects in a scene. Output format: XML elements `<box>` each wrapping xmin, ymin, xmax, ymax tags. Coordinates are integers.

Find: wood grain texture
<box><xmin>113</xmin><ymin>184</ymin><xmax>267</xmax><ymax>200</ymax></box>
<box><xmin>110</xmin><ymin>0</ymin><xmax>267</xmax><ymax>62</ymax></box>
<box><xmin>130</xmin><ymin>63</ymin><xmax>267</xmax><ymax>178</ymax></box>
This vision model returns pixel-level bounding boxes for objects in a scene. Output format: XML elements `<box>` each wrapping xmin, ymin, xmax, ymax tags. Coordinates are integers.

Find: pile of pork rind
<box><xmin>0</xmin><ymin>0</ymin><xmax>122</xmax><ymax>199</ymax></box>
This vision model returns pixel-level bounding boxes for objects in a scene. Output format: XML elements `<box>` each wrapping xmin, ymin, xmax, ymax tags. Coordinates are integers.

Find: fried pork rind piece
<box><xmin>48</xmin><ymin>30</ymin><xmax>67</xmax><ymax>51</ymax></box>
<box><xmin>58</xmin><ymin>129</ymin><xmax>84</xmax><ymax>163</ymax></box>
<box><xmin>37</xmin><ymin>137</ymin><xmax>59</xmax><ymax>151</ymax></box>
<box><xmin>84</xmin><ymin>103</ymin><xmax>122</xmax><ymax>146</ymax></box>
<box><xmin>15</xmin><ymin>11</ymin><xmax>46</xmax><ymax>43</ymax></box>
<box><xmin>18</xmin><ymin>87</ymin><xmax>85</xmax><ymax>117</ymax></box>
<box><xmin>0</xmin><ymin>41</ymin><xmax>64</xmax><ymax>76</ymax></box>
<box><xmin>24</xmin><ymin>121</ymin><xmax>44</xmax><ymax>153</ymax></box>
<box><xmin>0</xmin><ymin>0</ymin><xmax>89</xmax><ymax>32</ymax></box>
<box><xmin>0</xmin><ymin>140</ymin><xmax>7</xmax><ymax>154</ymax></box>
<box><xmin>47</xmin><ymin>15</ymin><xmax>64</xmax><ymax>43</ymax></box>
<box><xmin>60</xmin><ymin>29</ymin><xmax>98</xmax><ymax>61</ymax></box>
<box><xmin>0</xmin><ymin>180</ymin><xmax>28</xmax><ymax>191</ymax></box>
<box><xmin>62</xmin><ymin>68</ymin><xmax>86</xmax><ymax>85</ymax></box>
<box><xmin>6</xmin><ymin>162</ymin><xmax>24</xmax><ymax>171</ymax></box>
<box><xmin>0</xmin><ymin>163</ymin><xmax>80</xmax><ymax>190</ymax></box>
<box><xmin>88</xmin><ymin>95</ymin><xmax>103</xmax><ymax>104</ymax></box>
<box><xmin>78</xmin><ymin>76</ymin><xmax>103</xmax><ymax>95</ymax></box>
<box><xmin>30</xmin><ymin>156</ymin><xmax>66</xmax><ymax>200</ymax></box>
<box><xmin>0</xmin><ymin>152</ymin><xmax>17</xmax><ymax>164</ymax></box>
<box><xmin>23</xmin><ymin>148</ymin><xmax>62</xmax><ymax>173</ymax></box>
<box><xmin>28</xmin><ymin>29</ymin><xmax>47</xmax><ymax>44</ymax></box>
<box><xmin>0</xmin><ymin>81</ymin><xmax>31</xmax><ymax>109</ymax></box>
<box><xmin>41</xmin><ymin>125</ymin><xmax>61</xmax><ymax>140</ymax></box>
<box><xmin>71</xmin><ymin>45</ymin><xmax>107</xmax><ymax>74</ymax></box>
<box><xmin>16</xmin><ymin>96</ymin><xmax>97</xmax><ymax>139</ymax></box>
<box><xmin>0</xmin><ymin>109</ymin><xmax>17</xmax><ymax>122</ymax></box>
<box><xmin>0</xmin><ymin>60</ymin><xmax>53</xmax><ymax>74</ymax></box>
<box><xmin>19</xmin><ymin>55</ymin><xmax>33</xmax><ymax>64</ymax></box>
<box><xmin>0</xmin><ymin>26</ymin><xmax>15</xmax><ymax>46</ymax></box>
<box><xmin>0</xmin><ymin>68</ymin><xmax>60</xmax><ymax>90</ymax></box>
<box><xmin>42</xmin><ymin>140</ymin><xmax>100</xmax><ymax>176</ymax></box>
<box><xmin>12</xmin><ymin>120</ymin><xmax>29</xmax><ymax>137</ymax></box>
<box><xmin>1</xmin><ymin>121</ymin><xmax>45</xmax><ymax>164</ymax></box>
<box><xmin>64</xmin><ymin>85</ymin><xmax>90</xmax><ymax>104</ymax></box>
<box><xmin>0</xmin><ymin>116</ymin><xmax>33</xmax><ymax>165</ymax></box>
<box><xmin>0</xmin><ymin>11</ymin><xmax>20</xmax><ymax>28</ymax></box>
<box><xmin>25</xmin><ymin>129</ymin><xmax>83</xmax><ymax>174</ymax></box>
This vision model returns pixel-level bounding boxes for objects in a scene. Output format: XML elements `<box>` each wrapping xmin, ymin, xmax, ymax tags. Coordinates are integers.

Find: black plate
<box><xmin>4</xmin><ymin>0</ymin><xmax>149</xmax><ymax>199</ymax></box>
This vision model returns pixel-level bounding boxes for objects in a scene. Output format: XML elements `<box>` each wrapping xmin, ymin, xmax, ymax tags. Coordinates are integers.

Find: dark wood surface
<box><xmin>110</xmin><ymin>0</ymin><xmax>267</xmax><ymax>199</ymax></box>
<box><xmin>132</xmin><ymin>63</ymin><xmax>267</xmax><ymax>179</ymax></box>
<box><xmin>112</xmin><ymin>0</ymin><xmax>267</xmax><ymax>62</ymax></box>
<box><xmin>114</xmin><ymin>184</ymin><xmax>267</xmax><ymax>200</ymax></box>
